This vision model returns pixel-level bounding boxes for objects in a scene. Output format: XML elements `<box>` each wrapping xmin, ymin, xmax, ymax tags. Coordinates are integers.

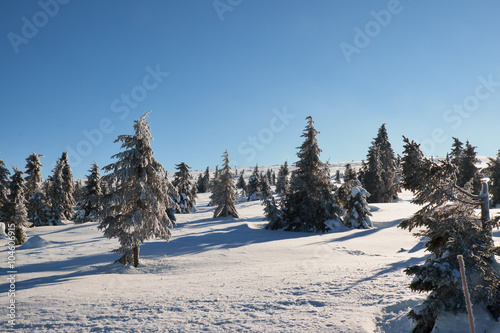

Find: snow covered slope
<box><xmin>1</xmin><ymin>189</ymin><xmax>500</xmax><ymax>332</ymax></box>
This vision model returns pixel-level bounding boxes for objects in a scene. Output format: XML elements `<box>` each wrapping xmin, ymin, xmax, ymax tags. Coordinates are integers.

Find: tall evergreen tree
<box><xmin>210</xmin><ymin>165</ymin><xmax>220</xmax><ymax>191</ymax></box>
<box><xmin>275</xmin><ymin>161</ymin><xmax>290</xmax><ymax>196</ymax></box>
<box><xmin>5</xmin><ymin>167</ymin><xmax>28</xmax><ymax>244</ymax></box>
<box><xmin>197</xmin><ymin>167</ymin><xmax>210</xmax><ymax>193</ymax></box>
<box><xmin>457</xmin><ymin>140</ymin><xmax>481</xmax><ymax>193</ymax></box>
<box><xmin>99</xmin><ymin>112</ymin><xmax>177</xmax><ymax>267</ymax></box>
<box><xmin>212</xmin><ymin>150</ymin><xmax>238</xmax><ymax>218</ymax></box>
<box><xmin>362</xmin><ymin>124</ymin><xmax>398</xmax><ymax>203</ymax></box>
<box><xmin>45</xmin><ymin>159</ymin><xmax>66</xmax><ymax>224</ymax></box>
<box><xmin>246</xmin><ymin>164</ymin><xmax>262</xmax><ymax>201</ymax></box>
<box><xmin>449</xmin><ymin>137</ymin><xmax>464</xmax><ymax>167</ymax></box>
<box><xmin>399</xmin><ymin>158</ymin><xmax>500</xmax><ymax>332</ymax></box>
<box><xmin>401</xmin><ymin>136</ymin><xmax>429</xmax><ymax>193</ymax></box>
<box><xmin>75</xmin><ymin>162</ymin><xmax>102</xmax><ymax>222</ymax></box>
<box><xmin>260</xmin><ymin>176</ymin><xmax>273</xmax><ymax>200</ymax></box>
<box><xmin>276</xmin><ymin>116</ymin><xmax>339</xmax><ymax>232</ymax></box>
<box><xmin>172</xmin><ymin>162</ymin><xmax>196</xmax><ymax>213</ymax></box>
<box><xmin>60</xmin><ymin>152</ymin><xmax>75</xmax><ymax>219</ymax></box>
<box><xmin>24</xmin><ymin>153</ymin><xmax>44</xmax><ymax>200</ymax></box>
<box><xmin>236</xmin><ymin>173</ymin><xmax>246</xmax><ymax>189</ymax></box>
<box><xmin>0</xmin><ymin>156</ymin><xmax>11</xmax><ymax>222</ymax></box>
<box><xmin>488</xmin><ymin>150</ymin><xmax>500</xmax><ymax>207</ymax></box>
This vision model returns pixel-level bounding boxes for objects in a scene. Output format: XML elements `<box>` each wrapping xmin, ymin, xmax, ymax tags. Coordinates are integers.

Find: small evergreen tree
<box><xmin>342</xmin><ymin>180</ymin><xmax>372</xmax><ymax>229</ymax></box>
<box><xmin>335</xmin><ymin>170</ymin><xmax>341</xmax><ymax>183</ymax></box>
<box><xmin>488</xmin><ymin>150</ymin><xmax>500</xmax><ymax>207</ymax></box>
<box><xmin>59</xmin><ymin>152</ymin><xmax>76</xmax><ymax>219</ymax></box>
<box><xmin>24</xmin><ymin>153</ymin><xmax>44</xmax><ymax>200</ymax></box>
<box><xmin>99</xmin><ymin>112</ymin><xmax>177</xmax><ymax>267</ymax></box>
<box><xmin>362</xmin><ymin>124</ymin><xmax>398</xmax><ymax>203</ymax></box>
<box><xmin>278</xmin><ymin>116</ymin><xmax>339</xmax><ymax>232</ymax></box>
<box><xmin>172</xmin><ymin>162</ymin><xmax>196</xmax><ymax>213</ymax></box>
<box><xmin>457</xmin><ymin>140</ymin><xmax>481</xmax><ymax>193</ymax></box>
<box><xmin>6</xmin><ymin>167</ymin><xmax>28</xmax><ymax>244</ymax></box>
<box><xmin>197</xmin><ymin>167</ymin><xmax>210</xmax><ymax>193</ymax></box>
<box><xmin>449</xmin><ymin>137</ymin><xmax>463</xmax><ymax>167</ymax></box>
<box><xmin>343</xmin><ymin>163</ymin><xmax>357</xmax><ymax>182</ymax></box>
<box><xmin>275</xmin><ymin>161</ymin><xmax>290</xmax><ymax>196</ymax></box>
<box><xmin>246</xmin><ymin>164</ymin><xmax>262</xmax><ymax>201</ymax></box>
<box><xmin>236</xmin><ymin>173</ymin><xmax>246</xmax><ymax>189</ymax></box>
<box><xmin>212</xmin><ymin>150</ymin><xmax>238</xmax><ymax>218</ymax></box>
<box><xmin>260</xmin><ymin>176</ymin><xmax>273</xmax><ymax>200</ymax></box>
<box><xmin>74</xmin><ymin>162</ymin><xmax>102</xmax><ymax>223</ymax></box>
<box><xmin>28</xmin><ymin>191</ymin><xmax>50</xmax><ymax>226</ymax></box>
<box><xmin>401</xmin><ymin>136</ymin><xmax>432</xmax><ymax>193</ymax></box>
<box><xmin>0</xmin><ymin>156</ymin><xmax>11</xmax><ymax>223</ymax></box>
<box><xmin>210</xmin><ymin>165</ymin><xmax>220</xmax><ymax>191</ymax></box>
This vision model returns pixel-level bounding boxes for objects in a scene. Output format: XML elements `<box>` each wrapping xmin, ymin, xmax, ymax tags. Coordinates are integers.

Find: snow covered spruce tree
<box><xmin>236</xmin><ymin>173</ymin><xmax>246</xmax><ymax>190</ymax></box>
<box><xmin>58</xmin><ymin>152</ymin><xmax>75</xmax><ymax>219</ymax></box>
<box><xmin>5</xmin><ymin>167</ymin><xmax>28</xmax><ymax>244</ymax></box>
<box><xmin>45</xmin><ymin>157</ymin><xmax>67</xmax><ymax>224</ymax></box>
<box><xmin>457</xmin><ymin>140</ymin><xmax>481</xmax><ymax>194</ymax></box>
<box><xmin>361</xmin><ymin>124</ymin><xmax>399</xmax><ymax>203</ymax></box>
<box><xmin>341</xmin><ymin>180</ymin><xmax>372</xmax><ymax>229</ymax></box>
<box><xmin>99</xmin><ymin>112</ymin><xmax>177</xmax><ymax>267</ymax></box>
<box><xmin>399</xmin><ymin>158</ymin><xmax>500</xmax><ymax>332</ymax></box>
<box><xmin>246</xmin><ymin>165</ymin><xmax>262</xmax><ymax>201</ymax></box>
<box><xmin>25</xmin><ymin>153</ymin><xmax>50</xmax><ymax>226</ymax></box>
<box><xmin>211</xmin><ymin>150</ymin><xmax>238</xmax><ymax>218</ymax></box>
<box><xmin>343</xmin><ymin>163</ymin><xmax>357</xmax><ymax>183</ymax></box>
<box><xmin>74</xmin><ymin>162</ymin><xmax>102</xmax><ymax>223</ymax></box>
<box><xmin>172</xmin><ymin>162</ymin><xmax>197</xmax><ymax>214</ymax></box>
<box><xmin>0</xmin><ymin>156</ymin><xmax>11</xmax><ymax>223</ymax></box>
<box><xmin>449</xmin><ymin>137</ymin><xmax>463</xmax><ymax>167</ymax></box>
<box><xmin>197</xmin><ymin>167</ymin><xmax>210</xmax><ymax>193</ymax></box>
<box><xmin>275</xmin><ymin>161</ymin><xmax>290</xmax><ymax>196</ymax></box>
<box><xmin>401</xmin><ymin>136</ymin><xmax>431</xmax><ymax>193</ymax></box>
<box><xmin>488</xmin><ymin>150</ymin><xmax>500</xmax><ymax>207</ymax></box>
<box><xmin>274</xmin><ymin>116</ymin><xmax>339</xmax><ymax>232</ymax></box>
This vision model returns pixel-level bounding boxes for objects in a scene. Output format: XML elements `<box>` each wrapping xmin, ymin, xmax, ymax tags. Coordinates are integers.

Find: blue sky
<box><xmin>1</xmin><ymin>0</ymin><xmax>500</xmax><ymax>178</ymax></box>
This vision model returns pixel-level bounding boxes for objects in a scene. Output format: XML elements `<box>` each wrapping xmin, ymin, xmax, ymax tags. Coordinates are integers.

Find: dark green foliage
<box><xmin>59</xmin><ymin>152</ymin><xmax>76</xmax><ymax>219</ymax></box>
<box><xmin>212</xmin><ymin>150</ymin><xmax>238</xmax><ymax>218</ymax></box>
<box><xmin>264</xmin><ymin>196</ymin><xmax>283</xmax><ymax>230</ymax></box>
<box><xmin>342</xmin><ymin>180</ymin><xmax>372</xmax><ymax>229</ymax></box>
<box><xmin>362</xmin><ymin>124</ymin><xmax>398</xmax><ymax>203</ymax></box>
<box><xmin>488</xmin><ymin>151</ymin><xmax>500</xmax><ymax>207</ymax></box>
<box><xmin>0</xmin><ymin>157</ymin><xmax>11</xmax><ymax>223</ymax></box>
<box><xmin>343</xmin><ymin>163</ymin><xmax>357</xmax><ymax>183</ymax></box>
<box><xmin>276</xmin><ymin>161</ymin><xmax>290</xmax><ymax>196</ymax></box>
<box><xmin>24</xmin><ymin>152</ymin><xmax>44</xmax><ymax>200</ymax></box>
<box><xmin>236</xmin><ymin>173</ymin><xmax>246</xmax><ymax>189</ymax></box>
<box><xmin>246</xmin><ymin>165</ymin><xmax>262</xmax><ymax>201</ymax></box>
<box><xmin>75</xmin><ymin>162</ymin><xmax>102</xmax><ymax>222</ymax></box>
<box><xmin>457</xmin><ymin>140</ymin><xmax>481</xmax><ymax>194</ymax></box>
<box><xmin>197</xmin><ymin>167</ymin><xmax>210</xmax><ymax>193</ymax></box>
<box><xmin>335</xmin><ymin>170</ymin><xmax>341</xmax><ymax>183</ymax></box>
<box><xmin>278</xmin><ymin>116</ymin><xmax>339</xmax><ymax>233</ymax></box>
<box><xmin>260</xmin><ymin>177</ymin><xmax>273</xmax><ymax>200</ymax></box>
<box><xmin>401</xmin><ymin>136</ymin><xmax>431</xmax><ymax>193</ymax></box>
<box><xmin>172</xmin><ymin>162</ymin><xmax>197</xmax><ymax>214</ymax></box>
<box><xmin>6</xmin><ymin>167</ymin><xmax>28</xmax><ymax>244</ymax></box>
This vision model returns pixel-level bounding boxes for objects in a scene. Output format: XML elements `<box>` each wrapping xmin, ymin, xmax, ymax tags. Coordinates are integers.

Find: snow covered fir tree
<box><xmin>196</xmin><ymin>166</ymin><xmax>210</xmax><ymax>193</ymax></box>
<box><xmin>341</xmin><ymin>180</ymin><xmax>372</xmax><ymax>229</ymax></box>
<box><xmin>401</xmin><ymin>136</ymin><xmax>429</xmax><ymax>193</ymax></box>
<box><xmin>5</xmin><ymin>167</ymin><xmax>29</xmax><ymax>244</ymax></box>
<box><xmin>211</xmin><ymin>150</ymin><xmax>239</xmax><ymax>218</ymax></box>
<box><xmin>399</xmin><ymin>153</ymin><xmax>500</xmax><ymax>332</ymax></box>
<box><xmin>246</xmin><ymin>164</ymin><xmax>262</xmax><ymax>201</ymax></box>
<box><xmin>361</xmin><ymin>124</ymin><xmax>399</xmax><ymax>203</ymax></box>
<box><xmin>74</xmin><ymin>162</ymin><xmax>102</xmax><ymax>223</ymax></box>
<box><xmin>0</xmin><ymin>156</ymin><xmax>11</xmax><ymax>223</ymax></box>
<box><xmin>266</xmin><ymin>116</ymin><xmax>339</xmax><ymax>232</ymax></box>
<box><xmin>24</xmin><ymin>153</ymin><xmax>50</xmax><ymax>226</ymax></box>
<box><xmin>172</xmin><ymin>162</ymin><xmax>197</xmax><ymax>213</ymax></box>
<box><xmin>275</xmin><ymin>161</ymin><xmax>290</xmax><ymax>196</ymax></box>
<box><xmin>343</xmin><ymin>163</ymin><xmax>357</xmax><ymax>182</ymax></box>
<box><xmin>488</xmin><ymin>150</ymin><xmax>500</xmax><ymax>207</ymax></box>
<box><xmin>99</xmin><ymin>112</ymin><xmax>178</xmax><ymax>267</ymax></box>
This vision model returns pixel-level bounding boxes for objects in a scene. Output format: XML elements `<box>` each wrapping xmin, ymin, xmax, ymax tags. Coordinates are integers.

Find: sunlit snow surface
<box><xmin>2</xmin><ymin>160</ymin><xmax>500</xmax><ymax>332</ymax></box>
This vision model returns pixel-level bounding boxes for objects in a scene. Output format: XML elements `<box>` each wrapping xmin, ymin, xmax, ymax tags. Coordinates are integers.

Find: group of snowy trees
<box><xmin>399</xmin><ymin>136</ymin><xmax>500</xmax><ymax>332</ymax></box>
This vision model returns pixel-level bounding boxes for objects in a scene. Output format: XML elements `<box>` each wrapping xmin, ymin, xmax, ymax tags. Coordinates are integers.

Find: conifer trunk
<box><xmin>133</xmin><ymin>246</ymin><xmax>139</xmax><ymax>267</ymax></box>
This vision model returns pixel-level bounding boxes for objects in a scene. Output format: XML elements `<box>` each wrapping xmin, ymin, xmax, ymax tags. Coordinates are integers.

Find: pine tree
<box><xmin>450</xmin><ymin>137</ymin><xmax>463</xmax><ymax>167</ymax></box>
<box><xmin>99</xmin><ymin>112</ymin><xmax>177</xmax><ymax>267</ymax></box>
<box><xmin>246</xmin><ymin>164</ymin><xmax>262</xmax><ymax>201</ymax></box>
<box><xmin>197</xmin><ymin>167</ymin><xmax>210</xmax><ymax>193</ymax></box>
<box><xmin>45</xmin><ymin>159</ymin><xmax>66</xmax><ymax>225</ymax></box>
<box><xmin>342</xmin><ymin>180</ymin><xmax>372</xmax><ymax>229</ymax></box>
<box><xmin>28</xmin><ymin>191</ymin><xmax>50</xmax><ymax>226</ymax></box>
<box><xmin>401</xmin><ymin>136</ymin><xmax>430</xmax><ymax>193</ymax></box>
<box><xmin>260</xmin><ymin>176</ymin><xmax>273</xmax><ymax>200</ymax></box>
<box><xmin>362</xmin><ymin>124</ymin><xmax>398</xmax><ymax>203</ymax></box>
<box><xmin>0</xmin><ymin>156</ymin><xmax>11</xmax><ymax>223</ymax></box>
<box><xmin>488</xmin><ymin>150</ymin><xmax>500</xmax><ymax>207</ymax></box>
<box><xmin>236</xmin><ymin>173</ymin><xmax>246</xmax><ymax>189</ymax></box>
<box><xmin>75</xmin><ymin>162</ymin><xmax>102</xmax><ymax>223</ymax></box>
<box><xmin>60</xmin><ymin>152</ymin><xmax>76</xmax><ymax>219</ymax></box>
<box><xmin>278</xmin><ymin>116</ymin><xmax>339</xmax><ymax>232</ymax></box>
<box><xmin>212</xmin><ymin>150</ymin><xmax>238</xmax><ymax>218</ymax></box>
<box><xmin>343</xmin><ymin>163</ymin><xmax>357</xmax><ymax>182</ymax></box>
<box><xmin>172</xmin><ymin>162</ymin><xmax>196</xmax><ymax>213</ymax></box>
<box><xmin>399</xmin><ymin>158</ymin><xmax>500</xmax><ymax>332</ymax></box>
<box><xmin>275</xmin><ymin>161</ymin><xmax>290</xmax><ymax>196</ymax></box>
<box><xmin>457</xmin><ymin>140</ymin><xmax>481</xmax><ymax>193</ymax></box>
<box><xmin>6</xmin><ymin>168</ymin><xmax>28</xmax><ymax>244</ymax></box>
<box><xmin>335</xmin><ymin>170</ymin><xmax>341</xmax><ymax>183</ymax></box>
<box><xmin>24</xmin><ymin>153</ymin><xmax>44</xmax><ymax>200</ymax></box>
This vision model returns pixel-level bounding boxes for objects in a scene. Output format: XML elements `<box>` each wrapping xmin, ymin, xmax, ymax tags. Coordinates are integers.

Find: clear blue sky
<box><xmin>1</xmin><ymin>0</ymin><xmax>500</xmax><ymax>178</ymax></box>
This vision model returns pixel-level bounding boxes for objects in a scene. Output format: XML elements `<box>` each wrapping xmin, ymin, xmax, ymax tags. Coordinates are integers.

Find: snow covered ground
<box><xmin>2</xmin><ymin>188</ymin><xmax>500</xmax><ymax>332</ymax></box>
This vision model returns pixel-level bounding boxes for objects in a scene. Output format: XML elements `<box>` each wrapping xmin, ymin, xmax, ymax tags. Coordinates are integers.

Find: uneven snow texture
<box><xmin>1</xmin><ymin>189</ymin><xmax>500</xmax><ymax>332</ymax></box>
